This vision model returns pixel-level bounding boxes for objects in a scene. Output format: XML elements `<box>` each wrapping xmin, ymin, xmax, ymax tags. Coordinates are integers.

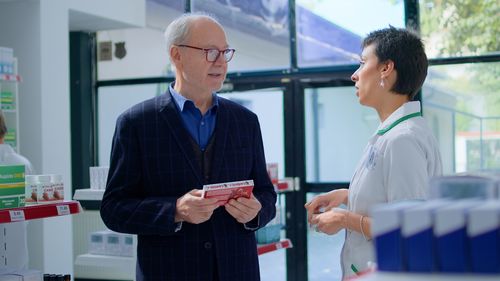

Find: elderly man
<box><xmin>100</xmin><ymin>13</ymin><xmax>276</xmax><ymax>281</ymax></box>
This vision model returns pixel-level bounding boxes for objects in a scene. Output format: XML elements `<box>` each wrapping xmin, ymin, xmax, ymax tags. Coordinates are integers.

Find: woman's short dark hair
<box><xmin>362</xmin><ymin>26</ymin><xmax>428</xmax><ymax>99</ymax></box>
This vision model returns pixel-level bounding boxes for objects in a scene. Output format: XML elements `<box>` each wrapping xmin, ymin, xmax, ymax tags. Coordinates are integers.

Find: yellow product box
<box><xmin>0</xmin><ymin>165</ymin><xmax>25</xmax><ymax>209</ymax></box>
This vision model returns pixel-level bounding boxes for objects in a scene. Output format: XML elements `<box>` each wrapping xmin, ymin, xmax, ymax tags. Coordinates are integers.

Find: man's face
<box><xmin>174</xmin><ymin>19</ymin><xmax>230</xmax><ymax>96</ymax></box>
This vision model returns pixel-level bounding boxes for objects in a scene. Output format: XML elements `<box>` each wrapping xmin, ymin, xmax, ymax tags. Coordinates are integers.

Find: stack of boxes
<box><xmin>24</xmin><ymin>174</ymin><xmax>64</xmax><ymax>204</ymax></box>
<box><xmin>88</xmin><ymin>230</ymin><xmax>134</xmax><ymax>257</ymax></box>
<box><xmin>371</xmin><ymin>174</ymin><xmax>500</xmax><ymax>275</ymax></box>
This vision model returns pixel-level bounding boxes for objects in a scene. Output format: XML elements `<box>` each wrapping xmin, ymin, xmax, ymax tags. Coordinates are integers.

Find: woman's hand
<box><xmin>309</xmin><ymin>208</ymin><xmax>347</xmax><ymax>235</ymax></box>
<box><xmin>304</xmin><ymin>189</ymin><xmax>348</xmax><ymax>224</ymax></box>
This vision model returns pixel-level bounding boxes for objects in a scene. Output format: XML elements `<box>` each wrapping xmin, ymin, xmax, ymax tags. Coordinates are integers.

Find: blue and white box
<box><xmin>371</xmin><ymin>201</ymin><xmax>421</xmax><ymax>272</ymax></box>
<box><xmin>401</xmin><ymin>200</ymin><xmax>450</xmax><ymax>272</ymax></box>
<box><xmin>467</xmin><ymin>201</ymin><xmax>500</xmax><ymax>273</ymax></box>
<box><xmin>434</xmin><ymin>200</ymin><xmax>481</xmax><ymax>272</ymax></box>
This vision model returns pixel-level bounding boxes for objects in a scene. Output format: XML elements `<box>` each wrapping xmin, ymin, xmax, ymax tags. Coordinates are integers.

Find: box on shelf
<box><xmin>25</xmin><ymin>174</ymin><xmax>64</xmax><ymax>204</ymax></box>
<box><xmin>89</xmin><ymin>230</ymin><xmax>134</xmax><ymax>257</ymax></box>
<box><xmin>430</xmin><ymin>175</ymin><xmax>497</xmax><ymax>200</ymax></box>
<box><xmin>266</xmin><ymin>163</ymin><xmax>279</xmax><ymax>185</ymax></box>
<box><xmin>401</xmin><ymin>200</ymin><xmax>451</xmax><ymax>272</ymax></box>
<box><xmin>88</xmin><ymin>231</ymin><xmax>107</xmax><ymax>255</ymax></box>
<box><xmin>371</xmin><ymin>201</ymin><xmax>421</xmax><ymax>272</ymax></box>
<box><xmin>467</xmin><ymin>201</ymin><xmax>500</xmax><ymax>273</ymax></box>
<box><xmin>0</xmin><ymin>90</ymin><xmax>14</xmax><ymax>110</ymax></box>
<box><xmin>0</xmin><ymin>165</ymin><xmax>25</xmax><ymax>209</ymax></box>
<box><xmin>434</xmin><ymin>200</ymin><xmax>482</xmax><ymax>273</ymax></box>
<box><xmin>0</xmin><ymin>47</ymin><xmax>14</xmax><ymax>74</ymax></box>
<box><xmin>89</xmin><ymin>166</ymin><xmax>109</xmax><ymax>190</ymax></box>
<box><xmin>256</xmin><ymin>224</ymin><xmax>282</xmax><ymax>244</ymax></box>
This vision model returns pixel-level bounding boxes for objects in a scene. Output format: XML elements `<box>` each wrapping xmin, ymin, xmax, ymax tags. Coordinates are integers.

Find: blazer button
<box><xmin>204</xmin><ymin>242</ymin><xmax>212</xmax><ymax>249</ymax></box>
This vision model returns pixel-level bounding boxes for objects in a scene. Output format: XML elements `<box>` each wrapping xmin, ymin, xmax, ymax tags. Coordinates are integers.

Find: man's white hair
<box><xmin>164</xmin><ymin>12</ymin><xmax>223</xmax><ymax>60</ymax></box>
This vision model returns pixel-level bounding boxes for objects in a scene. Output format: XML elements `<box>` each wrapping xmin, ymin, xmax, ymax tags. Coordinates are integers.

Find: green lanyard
<box><xmin>376</xmin><ymin>112</ymin><xmax>422</xmax><ymax>135</ymax></box>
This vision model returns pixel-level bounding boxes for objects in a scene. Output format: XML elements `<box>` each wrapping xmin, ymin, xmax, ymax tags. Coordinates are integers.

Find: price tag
<box><xmin>9</xmin><ymin>210</ymin><xmax>25</xmax><ymax>222</ymax></box>
<box><xmin>56</xmin><ymin>205</ymin><xmax>70</xmax><ymax>216</ymax></box>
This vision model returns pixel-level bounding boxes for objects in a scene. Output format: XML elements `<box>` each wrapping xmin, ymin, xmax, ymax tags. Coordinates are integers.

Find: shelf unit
<box><xmin>0</xmin><ymin>61</ymin><xmax>21</xmax><ymax>152</ymax></box>
<box><xmin>0</xmin><ymin>201</ymin><xmax>82</xmax><ymax>223</ymax></box>
<box><xmin>74</xmin><ymin>238</ymin><xmax>292</xmax><ymax>276</ymax></box>
<box><xmin>75</xmin><ymin>254</ymin><xmax>135</xmax><ymax>280</ymax></box>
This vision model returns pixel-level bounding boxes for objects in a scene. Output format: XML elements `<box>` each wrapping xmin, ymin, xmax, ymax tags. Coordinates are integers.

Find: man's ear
<box><xmin>170</xmin><ymin>45</ymin><xmax>181</xmax><ymax>64</ymax></box>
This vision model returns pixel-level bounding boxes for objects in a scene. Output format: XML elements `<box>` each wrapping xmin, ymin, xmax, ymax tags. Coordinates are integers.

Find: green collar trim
<box><xmin>376</xmin><ymin>112</ymin><xmax>422</xmax><ymax>135</ymax></box>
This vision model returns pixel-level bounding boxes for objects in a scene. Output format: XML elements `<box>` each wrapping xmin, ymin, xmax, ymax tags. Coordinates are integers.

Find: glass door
<box><xmin>219</xmin><ymin>88</ymin><xmax>287</xmax><ymax>281</ymax></box>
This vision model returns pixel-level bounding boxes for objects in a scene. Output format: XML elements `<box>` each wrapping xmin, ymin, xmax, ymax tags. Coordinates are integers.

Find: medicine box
<box><xmin>429</xmin><ymin>175</ymin><xmax>496</xmax><ymax>200</ymax></box>
<box><xmin>401</xmin><ymin>200</ymin><xmax>450</xmax><ymax>272</ymax></box>
<box><xmin>467</xmin><ymin>201</ymin><xmax>500</xmax><ymax>273</ymax></box>
<box><xmin>88</xmin><ymin>231</ymin><xmax>107</xmax><ymax>255</ymax></box>
<box><xmin>371</xmin><ymin>201</ymin><xmax>421</xmax><ymax>272</ymax></box>
<box><xmin>0</xmin><ymin>165</ymin><xmax>25</xmax><ymax>209</ymax></box>
<box><xmin>434</xmin><ymin>200</ymin><xmax>481</xmax><ymax>272</ymax></box>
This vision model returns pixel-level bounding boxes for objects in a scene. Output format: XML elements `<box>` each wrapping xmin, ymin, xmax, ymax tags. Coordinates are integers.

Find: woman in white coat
<box><xmin>305</xmin><ymin>26</ymin><xmax>442</xmax><ymax>278</ymax></box>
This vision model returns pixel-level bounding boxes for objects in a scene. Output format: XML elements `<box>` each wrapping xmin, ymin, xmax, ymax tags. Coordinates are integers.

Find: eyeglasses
<box><xmin>176</xmin><ymin>44</ymin><xmax>236</xmax><ymax>62</ymax></box>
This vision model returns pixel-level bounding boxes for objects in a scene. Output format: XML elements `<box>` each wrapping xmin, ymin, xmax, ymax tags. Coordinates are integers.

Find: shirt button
<box><xmin>204</xmin><ymin>242</ymin><xmax>212</xmax><ymax>249</ymax></box>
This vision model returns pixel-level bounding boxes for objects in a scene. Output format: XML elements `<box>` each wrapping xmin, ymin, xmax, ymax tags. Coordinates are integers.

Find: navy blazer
<box><xmin>100</xmin><ymin>90</ymin><xmax>277</xmax><ymax>281</ymax></box>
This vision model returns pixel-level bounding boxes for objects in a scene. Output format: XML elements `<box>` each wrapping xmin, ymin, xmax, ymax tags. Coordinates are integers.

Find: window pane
<box><xmin>219</xmin><ymin>90</ymin><xmax>285</xmax><ymax>175</ymax></box>
<box><xmin>97</xmin><ymin>1</ymin><xmax>184</xmax><ymax>80</ymax></box>
<box><xmin>296</xmin><ymin>0</ymin><xmax>404</xmax><ymax>68</ymax></box>
<box><xmin>420</xmin><ymin>0</ymin><xmax>500</xmax><ymax>58</ymax></box>
<box><xmin>305</xmin><ymin>87</ymin><xmax>378</xmax><ymax>183</ymax></box>
<box><xmin>98</xmin><ymin>84</ymin><xmax>164</xmax><ymax>165</ymax></box>
<box><xmin>422</xmin><ymin>62</ymin><xmax>500</xmax><ymax>173</ymax></box>
<box><xmin>191</xmin><ymin>0</ymin><xmax>290</xmax><ymax>71</ymax></box>
<box><xmin>307</xmin><ymin>192</ymin><xmax>344</xmax><ymax>281</ymax></box>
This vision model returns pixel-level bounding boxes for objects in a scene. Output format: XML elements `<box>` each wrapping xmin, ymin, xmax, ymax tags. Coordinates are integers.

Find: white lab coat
<box><xmin>0</xmin><ymin>143</ymin><xmax>34</xmax><ymax>270</ymax></box>
<box><xmin>341</xmin><ymin>101</ymin><xmax>442</xmax><ymax>277</ymax></box>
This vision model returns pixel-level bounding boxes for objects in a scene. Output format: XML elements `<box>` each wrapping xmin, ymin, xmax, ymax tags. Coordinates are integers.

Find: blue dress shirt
<box><xmin>169</xmin><ymin>84</ymin><xmax>218</xmax><ymax>150</ymax></box>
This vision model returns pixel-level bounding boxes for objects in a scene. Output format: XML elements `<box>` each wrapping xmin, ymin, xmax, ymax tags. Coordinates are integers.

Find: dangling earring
<box><xmin>379</xmin><ymin>77</ymin><xmax>385</xmax><ymax>88</ymax></box>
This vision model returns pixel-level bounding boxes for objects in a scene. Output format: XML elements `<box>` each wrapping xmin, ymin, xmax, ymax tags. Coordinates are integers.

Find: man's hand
<box><xmin>175</xmin><ymin>189</ymin><xmax>219</xmax><ymax>224</ymax></box>
<box><xmin>224</xmin><ymin>193</ymin><xmax>262</xmax><ymax>224</ymax></box>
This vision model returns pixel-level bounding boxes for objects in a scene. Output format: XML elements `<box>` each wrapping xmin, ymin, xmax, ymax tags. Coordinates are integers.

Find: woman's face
<box><xmin>351</xmin><ymin>44</ymin><xmax>384</xmax><ymax>107</ymax></box>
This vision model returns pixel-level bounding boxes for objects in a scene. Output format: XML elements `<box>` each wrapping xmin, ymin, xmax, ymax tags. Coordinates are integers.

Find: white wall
<box><xmin>0</xmin><ymin>0</ymin><xmax>145</xmax><ymax>276</ymax></box>
<box><xmin>97</xmin><ymin>1</ymin><xmax>289</xmax><ymax>80</ymax></box>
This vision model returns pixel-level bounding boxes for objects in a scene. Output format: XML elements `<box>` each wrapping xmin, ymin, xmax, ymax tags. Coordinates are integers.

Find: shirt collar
<box><xmin>376</xmin><ymin>101</ymin><xmax>421</xmax><ymax>133</ymax></box>
<box><xmin>169</xmin><ymin>83</ymin><xmax>219</xmax><ymax>112</ymax></box>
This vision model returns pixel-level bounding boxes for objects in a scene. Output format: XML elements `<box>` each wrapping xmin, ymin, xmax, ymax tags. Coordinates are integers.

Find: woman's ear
<box><xmin>380</xmin><ymin>60</ymin><xmax>395</xmax><ymax>78</ymax></box>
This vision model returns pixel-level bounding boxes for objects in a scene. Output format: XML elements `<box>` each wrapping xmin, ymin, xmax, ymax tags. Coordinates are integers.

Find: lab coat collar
<box><xmin>376</xmin><ymin>101</ymin><xmax>421</xmax><ymax>133</ymax></box>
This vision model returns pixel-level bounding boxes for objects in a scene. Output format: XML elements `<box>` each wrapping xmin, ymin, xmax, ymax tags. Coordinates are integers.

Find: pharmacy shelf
<box><xmin>257</xmin><ymin>238</ymin><xmax>292</xmax><ymax>255</ymax></box>
<box><xmin>0</xmin><ymin>73</ymin><xmax>21</xmax><ymax>82</ymax></box>
<box><xmin>73</xmin><ymin>189</ymin><xmax>104</xmax><ymax>201</ymax></box>
<box><xmin>75</xmin><ymin>254</ymin><xmax>135</xmax><ymax>279</ymax></box>
<box><xmin>75</xmin><ymin>238</ymin><xmax>292</xmax><ymax>272</ymax></box>
<box><xmin>0</xmin><ymin>200</ymin><xmax>82</xmax><ymax>224</ymax></box>
<box><xmin>350</xmin><ymin>271</ymin><xmax>500</xmax><ymax>281</ymax></box>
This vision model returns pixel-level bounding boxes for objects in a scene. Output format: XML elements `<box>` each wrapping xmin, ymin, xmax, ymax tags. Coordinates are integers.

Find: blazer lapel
<box><xmin>158</xmin><ymin>92</ymin><xmax>203</xmax><ymax>185</ymax></box>
<box><xmin>210</xmin><ymin>99</ymin><xmax>228</xmax><ymax>181</ymax></box>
